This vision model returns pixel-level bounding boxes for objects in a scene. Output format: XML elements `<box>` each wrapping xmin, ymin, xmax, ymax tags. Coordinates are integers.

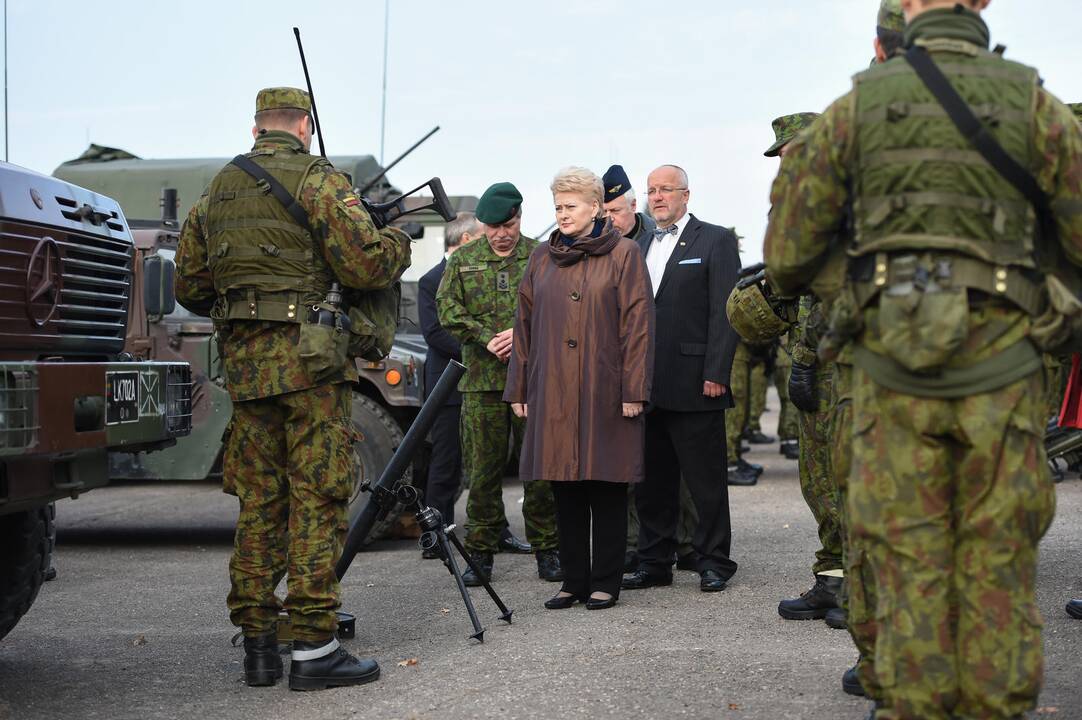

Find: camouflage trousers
<box><xmin>850</xmin><ymin>366</ymin><xmax>1055</xmax><ymax>719</ymax></box>
<box><xmin>798</xmin><ymin>363</ymin><xmax>843</xmax><ymax>575</ymax></box>
<box><xmin>627</xmin><ymin>478</ymin><xmax>698</xmax><ymax>558</ymax></box>
<box><xmin>775</xmin><ymin>344</ymin><xmax>799</xmax><ymax>442</ymax></box>
<box><xmin>748</xmin><ymin>358</ymin><xmax>768</xmax><ymax>433</ymax></box>
<box><xmin>726</xmin><ymin>343</ymin><xmax>751</xmax><ymax>463</ymax></box>
<box><xmin>224</xmin><ymin>383</ymin><xmax>354</xmax><ymax>642</ymax></box>
<box><xmin>461</xmin><ymin>391</ymin><xmax>557</xmax><ymax>554</ymax></box>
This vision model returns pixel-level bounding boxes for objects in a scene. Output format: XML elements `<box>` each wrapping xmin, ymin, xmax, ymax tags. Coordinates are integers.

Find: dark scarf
<box><xmin>548</xmin><ymin>218</ymin><xmax>621</xmax><ymax>267</ymax></box>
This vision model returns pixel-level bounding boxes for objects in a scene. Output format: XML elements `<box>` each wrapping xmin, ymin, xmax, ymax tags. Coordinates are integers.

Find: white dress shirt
<box><xmin>644</xmin><ymin>211</ymin><xmax>691</xmax><ymax>298</ymax></box>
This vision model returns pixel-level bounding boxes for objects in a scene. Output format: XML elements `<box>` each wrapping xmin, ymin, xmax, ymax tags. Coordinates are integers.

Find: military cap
<box><xmin>726</xmin><ymin>281</ymin><xmax>791</xmax><ymax>345</ymax></box>
<box><xmin>255</xmin><ymin>87</ymin><xmax>312</xmax><ymax>114</ymax></box>
<box><xmin>764</xmin><ymin>113</ymin><xmax>820</xmax><ymax>157</ymax></box>
<box><xmin>476</xmin><ymin>182</ymin><xmax>523</xmax><ymax>225</ymax></box>
<box><xmin>877</xmin><ymin>0</ymin><xmax>905</xmax><ymax>33</ymax></box>
<box><xmin>1069</xmin><ymin>103</ymin><xmax>1082</xmax><ymax>123</ymax></box>
<box><xmin>603</xmin><ymin>165</ymin><xmax>633</xmax><ymax>201</ymax></box>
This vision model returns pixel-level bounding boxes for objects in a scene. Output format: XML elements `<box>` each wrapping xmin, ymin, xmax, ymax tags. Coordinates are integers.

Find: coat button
<box><xmin>570</xmin><ymin>291</ymin><xmax>580</xmax><ymax>301</ymax></box>
<box><xmin>567</xmin><ymin>339</ymin><xmax>577</xmax><ymax>348</ymax></box>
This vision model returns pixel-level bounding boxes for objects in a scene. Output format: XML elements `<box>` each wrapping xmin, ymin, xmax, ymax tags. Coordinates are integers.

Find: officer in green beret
<box><xmin>436</xmin><ymin>182</ymin><xmax>561</xmax><ymax>586</ymax></box>
<box><xmin>176</xmin><ymin>87</ymin><xmax>411</xmax><ymax>689</ymax></box>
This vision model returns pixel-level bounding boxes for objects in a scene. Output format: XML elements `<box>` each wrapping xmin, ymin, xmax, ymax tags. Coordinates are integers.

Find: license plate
<box><xmin>106</xmin><ymin>371</ymin><xmax>139</xmax><ymax>425</ymax></box>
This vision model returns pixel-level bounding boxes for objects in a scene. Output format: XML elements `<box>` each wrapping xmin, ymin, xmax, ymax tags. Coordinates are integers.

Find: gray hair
<box><xmin>444</xmin><ymin>211</ymin><xmax>481</xmax><ymax>251</ymax></box>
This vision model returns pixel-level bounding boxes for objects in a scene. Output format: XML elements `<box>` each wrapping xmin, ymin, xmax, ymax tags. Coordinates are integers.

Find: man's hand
<box><xmin>703</xmin><ymin>381</ymin><xmax>727</xmax><ymax>398</ymax></box>
<box><xmin>511</xmin><ymin>403</ymin><xmax>527</xmax><ymax>418</ymax></box>
<box><xmin>486</xmin><ymin>329</ymin><xmax>514</xmax><ymax>363</ymax></box>
<box><xmin>622</xmin><ymin>402</ymin><xmax>644</xmax><ymax>418</ymax></box>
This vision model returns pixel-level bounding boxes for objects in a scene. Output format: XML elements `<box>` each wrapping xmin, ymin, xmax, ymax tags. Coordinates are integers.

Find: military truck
<box><xmin>0</xmin><ymin>162</ymin><xmax>193</xmax><ymax>640</ymax></box>
<box><xmin>53</xmin><ymin>148</ymin><xmax>477</xmax><ymax>540</ymax></box>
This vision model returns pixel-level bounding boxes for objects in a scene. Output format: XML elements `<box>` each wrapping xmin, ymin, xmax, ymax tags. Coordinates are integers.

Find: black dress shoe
<box><xmin>462</xmin><ymin>552</ymin><xmax>493</xmax><ymax>587</ymax></box>
<box><xmin>843</xmin><ymin>661</ymin><xmax>865</xmax><ymax>697</ymax></box>
<box><xmin>420</xmin><ymin>545</ymin><xmax>441</xmax><ymax>560</ymax></box>
<box><xmin>778</xmin><ymin>574</ymin><xmax>842</xmax><ymax>620</ymax></box>
<box><xmin>824</xmin><ymin>607</ymin><xmax>848</xmax><ymax>629</ymax></box>
<box><xmin>700</xmin><ymin>569</ymin><xmax>727</xmax><ymax>592</ymax></box>
<box><xmin>744</xmin><ymin>429</ymin><xmax>775</xmax><ymax>445</ymax></box>
<box><xmin>289</xmin><ymin>639</ymin><xmax>379</xmax><ymax>691</ymax></box>
<box><xmin>544</xmin><ymin>593</ymin><xmax>582</xmax><ymax>610</ymax></box>
<box><xmin>1068</xmin><ymin>599</ymin><xmax>1082</xmax><ymax>619</ymax></box>
<box><xmin>727</xmin><ymin>465</ymin><xmax>758</xmax><ymax>486</ymax></box>
<box><xmin>623</xmin><ymin>550</ymin><xmax>639</xmax><ymax>574</ymax></box>
<box><xmin>536</xmin><ymin>550</ymin><xmax>564</xmax><ymax>582</ymax></box>
<box><xmin>499</xmin><ymin>529</ymin><xmax>533</xmax><ymax>554</ymax></box>
<box><xmin>586</xmin><ymin>595</ymin><xmax>617</xmax><ymax>610</ymax></box>
<box><xmin>779</xmin><ymin>439</ymin><xmax>800</xmax><ymax>460</ymax></box>
<box><xmin>621</xmin><ymin>568</ymin><xmax>673</xmax><ymax>590</ymax></box>
<box><xmin>243</xmin><ymin>632</ymin><xmax>283</xmax><ymax>687</ymax></box>
<box><xmin>675</xmin><ymin>553</ymin><xmax>698</xmax><ymax>571</ymax></box>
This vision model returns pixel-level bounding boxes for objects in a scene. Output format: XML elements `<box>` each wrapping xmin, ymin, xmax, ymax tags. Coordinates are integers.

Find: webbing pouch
<box><xmin>298</xmin><ymin>302</ymin><xmax>349</xmax><ymax>381</ymax></box>
<box><xmin>877</xmin><ymin>255</ymin><xmax>969</xmax><ymax>374</ymax></box>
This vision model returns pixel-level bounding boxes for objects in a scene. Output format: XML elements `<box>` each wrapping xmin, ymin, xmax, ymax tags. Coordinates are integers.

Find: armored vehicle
<box><xmin>0</xmin><ymin>162</ymin><xmax>192</xmax><ymax>640</ymax></box>
<box><xmin>53</xmin><ymin>149</ymin><xmax>479</xmax><ymax>541</ymax></box>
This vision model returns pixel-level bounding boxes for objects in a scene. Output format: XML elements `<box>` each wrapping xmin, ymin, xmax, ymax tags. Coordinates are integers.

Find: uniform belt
<box><xmin>216</xmin><ymin>289</ymin><xmax>307</xmax><ymax>323</ymax></box>
<box><xmin>851</xmin><ymin>253</ymin><xmax>1042</xmax><ymax>316</ymax></box>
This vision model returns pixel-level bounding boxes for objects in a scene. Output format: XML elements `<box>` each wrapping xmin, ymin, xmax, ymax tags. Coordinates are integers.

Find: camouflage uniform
<box><xmin>774</xmin><ymin>338</ymin><xmax>799</xmax><ymax>443</ymax></box>
<box><xmin>176</xmin><ymin>96</ymin><xmax>410</xmax><ymax>644</ymax></box>
<box><xmin>765</xmin><ymin>9</ymin><xmax>1082</xmax><ymax>717</ymax></box>
<box><xmin>436</xmin><ymin>233</ymin><xmax>557</xmax><ymax>554</ymax></box>
<box><xmin>724</xmin><ymin>342</ymin><xmax>752</xmax><ymax>463</ymax></box>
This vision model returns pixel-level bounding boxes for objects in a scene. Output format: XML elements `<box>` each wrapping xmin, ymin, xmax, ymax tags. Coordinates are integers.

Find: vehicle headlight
<box><xmin>165</xmin><ymin>364</ymin><xmax>192</xmax><ymax>437</ymax></box>
<box><xmin>0</xmin><ymin>369</ymin><xmax>38</xmax><ymax>451</ymax></box>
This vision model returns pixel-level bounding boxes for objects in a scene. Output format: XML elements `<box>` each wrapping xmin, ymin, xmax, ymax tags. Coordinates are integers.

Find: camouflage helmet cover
<box><xmin>726</xmin><ymin>281</ymin><xmax>791</xmax><ymax>345</ymax></box>
<box><xmin>764</xmin><ymin>113</ymin><xmax>820</xmax><ymax>157</ymax></box>
<box><xmin>255</xmin><ymin>87</ymin><xmax>312</xmax><ymax>114</ymax></box>
<box><xmin>1069</xmin><ymin>103</ymin><xmax>1082</xmax><ymax>123</ymax></box>
<box><xmin>877</xmin><ymin>0</ymin><xmax>905</xmax><ymax>33</ymax></box>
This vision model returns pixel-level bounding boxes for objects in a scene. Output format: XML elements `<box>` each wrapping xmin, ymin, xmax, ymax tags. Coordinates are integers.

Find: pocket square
<box><xmin>678</xmin><ymin>258</ymin><xmax>702</xmax><ymax>265</ymax></box>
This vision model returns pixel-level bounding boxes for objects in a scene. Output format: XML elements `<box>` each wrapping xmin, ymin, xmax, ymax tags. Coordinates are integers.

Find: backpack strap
<box><xmin>229</xmin><ymin>154</ymin><xmax>312</xmax><ymax>233</ymax></box>
<box><xmin>904</xmin><ymin>45</ymin><xmax>1058</xmax><ymax>252</ymax></box>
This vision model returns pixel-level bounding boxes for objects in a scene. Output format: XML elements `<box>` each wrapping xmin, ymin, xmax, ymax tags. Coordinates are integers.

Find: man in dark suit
<box><xmin>419</xmin><ymin>212</ymin><xmax>531</xmax><ymax>558</ymax></box>
<box><xmin>622</xmin><ymin>165</ymin><xmax>741</xmax><ymax>593</ymax></box>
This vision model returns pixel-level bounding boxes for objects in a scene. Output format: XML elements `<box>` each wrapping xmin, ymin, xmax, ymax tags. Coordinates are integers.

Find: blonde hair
<box><xmin>550</xmin><ymin>166</ymin><xmax>604</xmax><ymax>214</ymax></box>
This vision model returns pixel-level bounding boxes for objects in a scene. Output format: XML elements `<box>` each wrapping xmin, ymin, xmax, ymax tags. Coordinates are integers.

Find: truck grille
<box><xmin>57</xmin><ymin>234</ymin><xmax>132</xmax><ymax>342</ymax></box>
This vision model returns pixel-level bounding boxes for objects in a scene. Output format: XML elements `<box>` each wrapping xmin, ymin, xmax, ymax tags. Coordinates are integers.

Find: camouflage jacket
<box><xmin>436</xmin><ymin>233</ymin><xmax>537</xmax><ymax>393</ymax></box>
<box><xmin>764</xmin><ymin>13</ymin><xmax>1082</xmax><ymax>392</ymax></box>
<box><xmin>175</xmin><ymin>131</ymin><xmax>411</xmax><ymax>401</ymax></box>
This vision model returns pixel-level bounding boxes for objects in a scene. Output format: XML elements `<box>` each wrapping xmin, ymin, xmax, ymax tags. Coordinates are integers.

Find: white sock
<box><xmin>291</xmin><ymin>637</ymin><xmax>339</xmax><ymax>661</ymax></box>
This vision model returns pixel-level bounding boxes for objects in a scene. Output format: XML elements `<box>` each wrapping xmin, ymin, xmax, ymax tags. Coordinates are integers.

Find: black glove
<box><xmin>789</xmin><ymin>361</ymin><xmax>818</xmax><ymax>412</ymax></box>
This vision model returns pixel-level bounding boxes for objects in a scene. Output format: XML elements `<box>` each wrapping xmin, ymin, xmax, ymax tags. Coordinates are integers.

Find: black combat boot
<box><xmin>727</xmin><ymin>462</ymin><xmax>758</xmax><ymax>486</ymax></box>
<box><xmin>824</xmin><ymin>606</ymin><xmax>847</xmax><ymax>629</ymax></box>
<box><xmin>779</xmin><ymin>439</ymin><xmax>799</xmax><ymax>460</ymax></box>
<box><xmin>536</xmin><ymin>549</ymin><xmax>564</xmax><ymax>582</ymax></box>
<box><xmin>243</xmin><ymin>631</ymin><xmax>283</xmax><ymax>687</ymax></box>
<box><xmin>462</xmin><ymin>552</ymin><xmax>494</xmax><ymax>587</ymax></box>
<box><xmin>743</xmin><ymin>429</ymin><xmax>775</xmax><ymax>445</ymax></box>
<box><xmin>842</xmin><ymin>659</ymin><xmax>865</xmax><ymax>696</ymax></box>
<box><xmin>288</xmin><ymin>637</ymin><xmax>379</xmax><ymax>691</ymax></box>
<box><xmin>778</xmin><ymin>574</ymin><xmax>842</xmax><ymax>620</ymax></box>
<box><xmin>1067</xmin><ymin>599</ymin><xmax>1082</xmax><ymax>619</ymax></box>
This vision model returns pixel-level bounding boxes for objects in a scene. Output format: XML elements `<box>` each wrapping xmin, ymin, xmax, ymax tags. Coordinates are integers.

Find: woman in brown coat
<box><xmin>504</xmin><ymin>166</ymin><xmax>654</xmax><ymax>610</ymax></box>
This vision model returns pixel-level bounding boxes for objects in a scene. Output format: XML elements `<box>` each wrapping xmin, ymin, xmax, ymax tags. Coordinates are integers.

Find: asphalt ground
<box><xmin>1</xmin><ymin>395</ymin><xmax>1080</xmax><ymax>720</ymax></box>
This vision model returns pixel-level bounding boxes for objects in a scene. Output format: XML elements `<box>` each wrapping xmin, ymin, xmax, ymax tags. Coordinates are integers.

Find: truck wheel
<box><xmin>349</xmin><ymin>394</ymin><xmax>412</xmax><ymax>545</ymax></box>
<box><xmin>0</xmin><ymin>503</ymin><xmax>55</xmax><ymax>641</ymax></box>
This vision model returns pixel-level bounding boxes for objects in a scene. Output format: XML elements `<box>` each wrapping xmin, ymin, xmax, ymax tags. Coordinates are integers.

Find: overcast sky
<box><xmin>7</xmin><ymin>1</ymin><xmax>1082</xmax><ymax>264</ymax></box>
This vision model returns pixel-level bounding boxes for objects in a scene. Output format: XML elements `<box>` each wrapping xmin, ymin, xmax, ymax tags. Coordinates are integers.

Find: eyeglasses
<box><xmin>646</xmin><ymin>186</ymin><xmax>688</xmax><ymax>197</ymax></box>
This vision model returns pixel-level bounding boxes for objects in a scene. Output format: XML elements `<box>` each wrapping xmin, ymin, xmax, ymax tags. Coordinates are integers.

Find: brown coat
<box><xmin>504</xmin><ymin>221</ymin><xmax>655</xmax><ymax>483</ymax></box>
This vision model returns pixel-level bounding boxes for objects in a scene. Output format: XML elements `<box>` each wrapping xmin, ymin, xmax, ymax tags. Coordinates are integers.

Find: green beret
<box><xmin>1069</xmin><ymin>103</ymin><xmax>1082</xmax><ymax>123</ymax></box>
<box><xmin>877</xmin><ymin>0</ymin><xmax>905</xmax><ymax>33</ymax></box>
<box><xmin>255</xmin><ymin>87</ymin><xmax>312</xmax><ymax>114</ymax></box>
<box><xmin>764</xmin><ymin>112</ymin><xmax>820</xmax><ymax>157</ymax></box>
<box><xmin>476</xmin><ymin>182</ymin><xmax>523</xmax><ymax>225</ymax></box>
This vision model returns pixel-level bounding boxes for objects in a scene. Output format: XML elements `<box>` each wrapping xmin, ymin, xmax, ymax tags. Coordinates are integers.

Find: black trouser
<box><xmin>552</xmin><ymin>481</ymin><xmax>628</xmax><ymax>599</ymax></box>
<box><xmin>423</xmin><ymin>403</ymin><xmax>461</xmax><ymax>527</ymax></box>
<box><xmin>637</xmin><ymin>408</ymin><xmax>738</xmax><ymax>579</ymax></box>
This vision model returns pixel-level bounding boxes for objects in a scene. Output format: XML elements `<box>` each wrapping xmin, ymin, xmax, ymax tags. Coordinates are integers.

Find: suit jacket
<box><xmin>636</xmin><ymin>214</ymin><xmax>740</xmax><ymax>412</ymax></box>
<box><xmin>419</xmin><ymin>259</ymin><xmax>462</xmax><ymax>406</ymax></box>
